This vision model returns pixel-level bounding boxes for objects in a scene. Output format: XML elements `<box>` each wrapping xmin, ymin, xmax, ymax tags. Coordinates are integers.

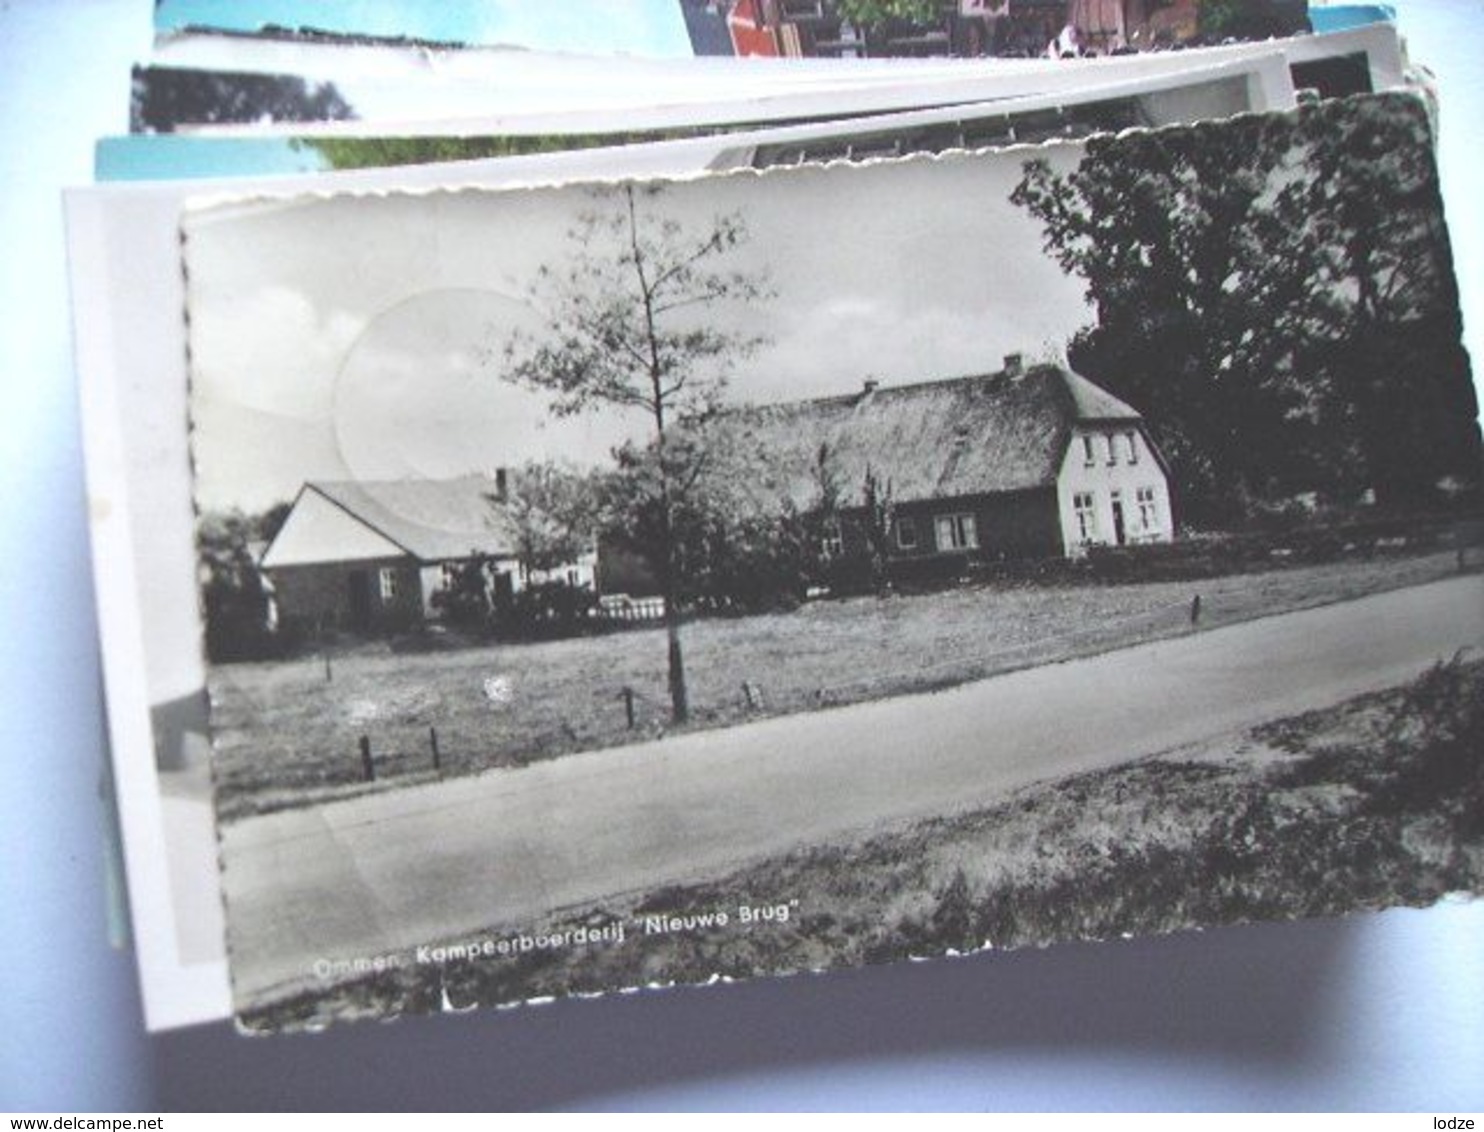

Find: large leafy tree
<box><xmin>601</xmin><ymin>419</ymin><xmax>811</xmax><ymax>615</ymax></box>
<box><xmin>503</xmin><ymin>460</ymin><xmax>601</xmax><ymax>584</ymax></box>
<box><xmin>198</xmin><ymin>506</ymin><xmax>287</xmax><ymax>661</ymax></box>
<box><xmin>501</xmin><ymin>184</ymin><xmax>769</xmax><ymax>722</ymax></box>
<box><xmin>1012</xmin><ymin>94</ymin><xmax>1478</xmax><ymax>525</ymax></box>
<box><xmin>1288</xmin><ymin>99</ymin><xmax>1476</xmax><ymax>507</ymax></box>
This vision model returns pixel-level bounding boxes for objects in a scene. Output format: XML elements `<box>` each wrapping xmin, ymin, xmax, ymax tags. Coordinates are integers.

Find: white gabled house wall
<box><xmin>260</xmin><ymin>488</ymin><xmax>406</xmax><ymax>569</ymax></box>
<box><xmin>1056</xmin><ymin>424</ymin><xmax>1174</xmax><ymax>557</ymax></box>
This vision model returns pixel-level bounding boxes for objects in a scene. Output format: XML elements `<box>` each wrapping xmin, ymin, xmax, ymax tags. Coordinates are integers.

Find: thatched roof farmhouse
<box><xmin>721</xmin><ymin>357</ymin><xmax>1175</xmax><ymax>564</ymax></box>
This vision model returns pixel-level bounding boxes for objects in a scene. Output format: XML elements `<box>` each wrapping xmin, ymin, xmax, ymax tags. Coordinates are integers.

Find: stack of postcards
<box><xmin>66</xmin><ymin>0</ymin><xmax>1483</xmax><ymax>1036</ymax></box>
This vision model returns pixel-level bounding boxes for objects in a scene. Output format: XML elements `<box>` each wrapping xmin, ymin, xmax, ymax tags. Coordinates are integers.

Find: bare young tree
<box><xmin>500</xmin><ymin>183</ymin><xmax>769</xmax><ymax>722</ymax></box>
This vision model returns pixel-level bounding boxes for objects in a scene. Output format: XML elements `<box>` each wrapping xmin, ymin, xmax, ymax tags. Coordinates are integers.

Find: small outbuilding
<box><xmin>259</xmin><ymin>474</ymin><xmax>595</xmax><ymax>634</ymax></box>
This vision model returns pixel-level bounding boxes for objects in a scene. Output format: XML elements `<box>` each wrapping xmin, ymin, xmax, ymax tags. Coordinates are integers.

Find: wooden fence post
<box><xmin>621</xmin><ymin>686</ymin><xmax>636</xmax><ymax>730</ymax></box>
<box><xmin>359</xmin><ymin>734</ymin><xmax>374</xmax><ymax>782</ymax></box>
<box><xmin>1190</xmin><ymin>594</ymin><xmax>1202</xmax><ymax>625</ymax></box>
<box><xmin>429</xmin><ymin>726</ymin><xmax>441</xmax><ymax>772</ymax></box>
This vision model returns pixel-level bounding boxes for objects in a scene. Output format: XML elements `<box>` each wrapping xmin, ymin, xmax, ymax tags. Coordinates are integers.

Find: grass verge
<box><xmin>211</xmin><ymin>551</ymin><xmax>1471</xmax><ymax>823</ymax></box>
<box><xmin>240</xmin><ymin>654</ymin><xmax>1484</xmax><ymax>1032</ymax></box>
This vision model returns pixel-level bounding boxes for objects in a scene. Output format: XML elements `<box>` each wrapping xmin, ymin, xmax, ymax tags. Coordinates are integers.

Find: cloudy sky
<box><xmin>184</xmin><ymin>144</ymin><xmax>1091</xmax><ymax>513</ymax></box>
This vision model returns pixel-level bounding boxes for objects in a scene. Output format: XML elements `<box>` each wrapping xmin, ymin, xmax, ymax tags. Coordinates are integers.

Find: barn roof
<box><xmin>719</xmin><ymin>364</ymin><xmax>1143</xmax><ymax>509</ymax></box>
<box><xmin>308</xmin><ymin>475</ymin><xmax>519</xmax><ymax>562</ymax></box>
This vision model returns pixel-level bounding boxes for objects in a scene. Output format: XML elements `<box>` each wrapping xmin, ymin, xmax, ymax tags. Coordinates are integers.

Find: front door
<box><xmin>1111</xmin><ymin>493</ymin><xmax>1127</xmax><ymax>546</ymax></box>
<box><xmin>347</xmin><ymin>569</ymin><xmax>373</xmax><ymax>629</ymax></box>
<box><xmin>493</xmin><ymin>570</ymin><xmax>515</xmax><ymax>611</ymax></box>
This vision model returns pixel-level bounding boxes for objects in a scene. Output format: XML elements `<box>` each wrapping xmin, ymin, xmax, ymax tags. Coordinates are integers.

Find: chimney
<box><xmin>1002</xmin><ymin>353</ymin><xmax>1024</xmax><ymax>379</ymax></box>
<box><xmin>494</xmin><ymin>467</ymin><xmax>509</xmax><ymax>501</ymax></box>
<box><xmin>862</xmin><ymin>377</ymin><xmax>879</xmax><ymax>395</ymax></box>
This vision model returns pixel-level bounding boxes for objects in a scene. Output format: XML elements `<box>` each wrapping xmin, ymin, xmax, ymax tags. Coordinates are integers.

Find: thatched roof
<box><xmin>309</xmin><ymin>475</ymin><xmax>519</xmax><ymax>562</ymax></box>
<box><xmin>720</xmin><ymin>364</ymin><xmax>1142</xmax><ymax>510</ymax></box>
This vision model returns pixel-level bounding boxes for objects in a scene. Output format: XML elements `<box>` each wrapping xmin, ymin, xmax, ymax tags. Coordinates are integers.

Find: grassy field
<box><xmin>210</xmin><ymin>549</ymin><xmax>1470</xmax><ymax>823</ymax></box>
<box><xmin>241</xmin><ymin>655</ymin><xmax>1484</xmax><ymax>1032</ymax></box>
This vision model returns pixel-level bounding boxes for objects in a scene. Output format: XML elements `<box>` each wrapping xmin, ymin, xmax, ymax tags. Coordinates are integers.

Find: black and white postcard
<box><xmin>181</xmin><ymin>91</ymin><xmax>1482</xmax><ymax>1030</ymax></box>
<box><xmin>74</xmin><ymin>47</ymin><xmax>1330</xmax><ymax>1029</ymax></box>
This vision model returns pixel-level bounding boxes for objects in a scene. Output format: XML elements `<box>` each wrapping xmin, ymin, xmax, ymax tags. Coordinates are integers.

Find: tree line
<box><xmin>1012</xmin><ymin>92</ymin><xmax>1480</xmax><ymax>529</ymax></box>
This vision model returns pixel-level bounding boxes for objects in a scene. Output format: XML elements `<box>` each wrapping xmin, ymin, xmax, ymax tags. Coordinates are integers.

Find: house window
<box><xmin>819</xmin><ymin>519</ymin><xmax>843</xmax><ymax>559</ymax></box>
<box><xmin>935</xmin><ymin>513</ymin><xmax>978</xmax><ymax>551</ymax></box>
<box><xmin>1073</xmin><ymin>491</ymin><xmax>1098</xmax><ymax>542</ymax></box>
<box><xmin>379</xmin><ymin>567</ymin><xmax>400</xmax><ymax>602</ymax></box>
<box><xmin>1126</xmin><ymin>430</ymin><xmax>1139</xmax><ymax>465</ymax></box>
<box><xmin>896</xmin><ymin>516</ymin><xmax>919</xmax><ymax>550</ymax></box>
<box><xmin>1082</xmin><ymin>435</ymin><xmax>1096</xmax><ymax>466</ymax></box>
<box><xmin>1136</xmin><ymin>486</ymin><xmax>1159</xmax><ymax>531</ymax></box>
<box><xmin>1106</xmin><ymin>433</ymin><xmax>1118</xmax><ymax>466</ymax></box>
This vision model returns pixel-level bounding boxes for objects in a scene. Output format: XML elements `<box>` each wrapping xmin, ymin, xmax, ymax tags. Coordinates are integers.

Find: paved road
<box><xmin>222</xmin><ymin>576</ymin><xmax>1484</xmax><ymax>1006</ymax></box>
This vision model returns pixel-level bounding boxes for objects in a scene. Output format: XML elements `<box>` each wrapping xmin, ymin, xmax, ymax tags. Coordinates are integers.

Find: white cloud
<box><xmin>191</xmin><ymin>285</ymin><xmax>363</xmax><ymax>422</ymax></box>
<box><xmin>329</xmin><ymin>287</ymin><xmax>642</xmax><ymax>481</ymax></box>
